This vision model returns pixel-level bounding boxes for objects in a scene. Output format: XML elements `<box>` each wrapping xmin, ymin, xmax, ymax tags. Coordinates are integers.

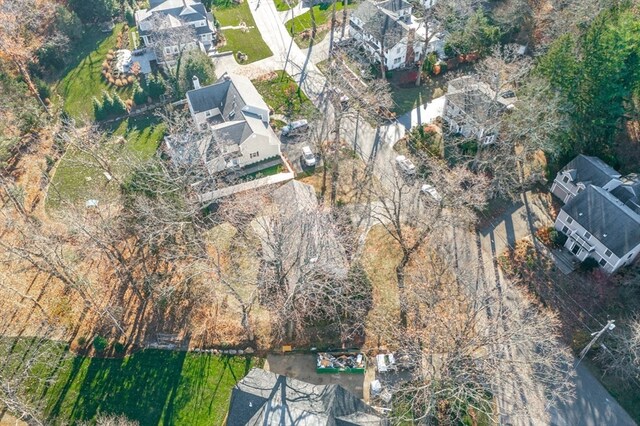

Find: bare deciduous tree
<box><xmin>389</xmin><ymin>239</ymin><xmax>575</xmax><ymax>423</ymax></box>
<box><xmin>0</xmin><ymin>322</ymin><xmax>68</xmax><ymax>425</ymax></box>
<box><xmin>596</xmin><ymin>314</ymin><xmax>640</xmax><ymax>385</ymax></box>
<box><xmin>0</xmin><ymin>0</ymin><xmax>57</xmax><ymax>109</ymax></box>
<box><xmin>368</xmin><ymin>159</ymin><xmax>488</xmax><ymax>325</ymax></box>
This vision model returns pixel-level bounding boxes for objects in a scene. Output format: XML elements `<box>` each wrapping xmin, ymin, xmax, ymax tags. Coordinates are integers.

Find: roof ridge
<box><xmin>592</xmin><ymin>185</ymin><xmax>640</xmax><ymax>223</ymax></box>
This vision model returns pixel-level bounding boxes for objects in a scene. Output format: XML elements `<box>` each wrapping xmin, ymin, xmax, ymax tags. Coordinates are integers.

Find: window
<box><xmin>562</xmin><ymin>226</ymin><xmax>569</xmax><ymax>234</ymax></box>
<box><xmin>228</xmin><ymin>110</ymin><xmax>235</xmax><ymax>119</ymax></box>
<box><xmin>394</xmin><ymin>57</ymin><xmax>402</xmax><ymax>64</ymax></box>
<box><xmin>562</xmin><ymin>176</ymin><xmax>569</xmax><ymax>183</ymax></box>
<box><xmin>599</xmin><ymin>258</ymin><xmax>607</xmax><ymax>267</ymax></box>
<box><xmin>584</xmin><ymin>231</ymin><xmax>591</xmax><ymax>240</ymax></box>
<box><xmin>567</xmin><ymin>217</ymin><xmax>573</xmax><ymax>224</ymax></box>
<box><xmin>249</xmin><ymin>151</ymin><xmax>260</xmax><ymax>159</ymax></box>
<box><xmin>605</xmin><ymin>249</ymin><xmax>612</xmax><ymax>257</ymax></box>
<box><xmin>205</xmin><ymin>111</ymin><xmax>211</xmax><ymax>117</ymax></box>
<box><xmin>628</xmin><ymin>252</ymin><xmax>635</xmax><ymax>259</ymax></box>
<box><xmin>396</xmin><ymin>47</ymin><xmax>402</xmax><ymax>53</ymax></box>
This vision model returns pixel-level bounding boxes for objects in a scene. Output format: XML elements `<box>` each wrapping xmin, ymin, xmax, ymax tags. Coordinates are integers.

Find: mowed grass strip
<box><xmin>1</xmin><ymin>338</ymin><xmax>256</xmax><ymax>426</ymax></box>
<box><xmin>274</xmin><ymin>0</ymin><xmax>298</xmax><ymax>11</ymax></box>
<box><xmin>55</xmin><ymin>23</ymin><xmax>134</xmax><ymax>120</ymax></box>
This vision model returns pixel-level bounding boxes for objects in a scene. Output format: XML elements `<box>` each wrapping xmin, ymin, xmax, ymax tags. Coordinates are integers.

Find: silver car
<box><xmin>302</xmin><ymin>146</ymin><xmax>316</xmax><ymax>167</ymax></box>
<box><xmin>395</xmin><ymin>155</ymin><xmax>416</xmax><ymax>175</ymax></box>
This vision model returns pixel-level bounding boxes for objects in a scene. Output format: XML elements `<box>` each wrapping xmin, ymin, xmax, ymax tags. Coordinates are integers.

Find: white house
<box><xmin>348</xmin><ymin>0</ymin><xmax>445</xmax><ymax>71</ymax></box>
<box><xmin>552</xmin><ymin>155</ymin><xmax>640</xmax><ymax>273</ymax></box>
<box><xmin>165</xmin><ymin>73</ymin><xmax>280</xmax><ymax>175</ymax></box>
<box><xmin>442</xmin><ymin>76</ymin><xmax>515</xmax><ymax>145</ymax></box>
<box><xmin>135</xmin><ymin>0</ymin><xmax>217</xmax><ymax>66</ymax></box>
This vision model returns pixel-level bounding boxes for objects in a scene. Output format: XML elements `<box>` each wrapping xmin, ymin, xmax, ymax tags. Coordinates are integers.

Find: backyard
<box><xmin>251</xmin><ymin>71</ymin><xmax>315</xmax><ymax>120</ymax></box>
<box><xmin>3</xmin><ymin>339</ymin><xmax>256</xmax><ymax>425</ymax></box>
<box><xmin>47</xmin><ymin>115</ymin><xmax>166</xmax><ymax>211</ymax></box>
<box><xmin>54</xmin><ymin>23</ymin><xmax>135</xmax><ymax>120</ymax></box>
<box><xmin>284</xmin><ymin>1</ymin><xmax>355</xmax><ymax>49</ymax></box>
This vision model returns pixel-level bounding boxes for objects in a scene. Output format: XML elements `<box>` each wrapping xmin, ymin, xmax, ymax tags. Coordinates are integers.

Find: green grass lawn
<box><xmin>274</xmin><ymin>0</ymin><xmax>298</xmax><ymax>11</ymax></box>
<box><xmin>212</xmin><ymin>0</ymin><xmax>255</xmax><ymax>26</ymax></box>
<box><xmin>47</xmin><ymin>115</ymin><xmax>166</xmax><ymax>211</ymax></box>
<box><xmin>390</xmin><ymin>77</ymin><xmax>446</xmax><ymax>116</ymax></box>
<box><xmin>218</xmin><ymin>28</ymin><xmax>273</xmax><ymax>64</ymax></box>
<box><xmin>252</xmin><ymin>71</ymin><xmax>315</xmax><ymax>119</ymax></box>
<box><xmin>55</xmin><ymin>23</ymin><xmax>134</xmax><ymax>120</ymax></box>
<box><xmin>284</xmin><ymin>2</ymin><xmax>355</xmax><ymax>48</ymax></box>
<box><xmin>2</xmin><ymin>339</ymin><xmax>257</xmax><ymax>425</ymax></box>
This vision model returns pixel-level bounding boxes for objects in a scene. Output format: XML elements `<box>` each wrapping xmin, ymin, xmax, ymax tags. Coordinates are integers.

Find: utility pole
<box><xmin>577</xmin><ymin>320</ymin><xmax>616</xmax><ymax>366</ymax></box>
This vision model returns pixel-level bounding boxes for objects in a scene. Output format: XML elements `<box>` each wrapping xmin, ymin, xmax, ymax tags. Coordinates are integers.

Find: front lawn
<box><xmin>3</xmin><ymin>339</ymin><xmax>256</xmax><ymax>426</ymax></box>
<box><xmin>251</xmin><ymin>71</ymin><xmax>315</xmax><ymax>119</ymax></box>
<box><xmin>274</xmin><ymin>0</ymin><xmax>298</xmax><ymax>11</ymax></box>
<box><xmin>284</xmin><ymin>1</ymin><xmax>355</xmax><ymax>48</ymax></box>
<box><xmin>212</xmin><ymin>0</ymin><xmax>255</xmax><ymax>26</ymax></box>
<box><xmin>218</xmin><ymin>28</ymin><xmax>273</xmax><ymax>64</ymax></box>
<box><xmin>55</xmin><ymin>23</ymin><xmax>134</xmax><ymax>120</ymax></box>
<box><xmin>47</xmin><ymin>115</ymin><xmax>166</xmax><ymax>211</ymax></box>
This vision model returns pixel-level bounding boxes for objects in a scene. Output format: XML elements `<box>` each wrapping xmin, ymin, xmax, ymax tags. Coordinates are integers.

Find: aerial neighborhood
<box><xmin>1</xmin><ymin>0</ymin><xmax>640</xmax><ymax>425</ymax></box>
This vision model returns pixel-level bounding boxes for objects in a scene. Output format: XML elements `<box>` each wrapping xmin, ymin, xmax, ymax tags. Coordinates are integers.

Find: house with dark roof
<box><xmin>348</xmin><ymin>0</ymin><xmax>445</xmax><ymax>71</ymax></box>
<box><xmin>227</xmin><ymin>368</ymin><xmax>385</xmax><ymax>425</ymax></box>
<box><xmin>552</xmin><ymin>155</ymin><xmax>640</xmax><ymax>273</ymax></box>
<box><xmin>551</xmin><ymin>154</ymin><xmax>622</xmax><ymax>203</ymax></box>
<box><xmin>165</xmin><ymin>73</ymin><xmax>280</xmax><ymax>175</ymax></box>
<box><xmin>135</xmin><ymin>0</ymin><xmax>217</xmax><ymax>66</ymax></box>
<box><xmin>442</xmin><ymin>76</ymin><xmax>515</xmax><ymax>145</ymax></box>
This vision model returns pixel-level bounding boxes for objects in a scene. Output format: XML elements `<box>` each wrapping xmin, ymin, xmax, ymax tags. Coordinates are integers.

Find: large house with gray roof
<box><xmin>227</xmin><ymin>368</ymin><xmax>385</xmax><ymax>425</ymax></box>
<box><xmin>348</xmin><ymin>0</ymin><xmax>445</xmax><ymax>71</ymax></box>
<box><xmin>165</xmin><ymin>73</ymin><xmax>280</xmax><ymax>176</ymax></box>
<box><xmin>135</xmin><ymin>0</ymin><xmax>217</xmax><ymax>66</ymax></box>
<box><xmin>552</xmin><ymin>155</ymin><xmax>640</xmax><ymax>273</ymax></box>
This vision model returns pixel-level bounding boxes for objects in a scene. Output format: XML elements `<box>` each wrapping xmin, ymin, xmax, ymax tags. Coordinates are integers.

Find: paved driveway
<box><xmin>264</xmin><ymin>353</ymin><xmax>373</xmax><ymax>399</ymax></box>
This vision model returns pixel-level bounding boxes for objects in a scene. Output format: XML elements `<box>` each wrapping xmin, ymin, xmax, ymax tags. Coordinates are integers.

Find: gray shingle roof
<box><xmin>562</xmin><ymin>185</ymin><xmax>640</xmax><ymax>258</ymax></box>
<box><xmin>352</xmin><ymin>1</ymin><xmax>408</xmax><ymax>47</ymax></box>
<box><xmin>138</xmin><ymin>0</ymin><xmax>215</xmax><ymax>37</ymax></box>
<box><xmin>562</xmin><ymin>155</ymin><xmax>621</xmax><ymax>187</ymax></box>
<box><xmin>227</xmin><ymin>368</ymin><xmax>385</xmax><ymax>426</ymax></box>
<box><xmin>186</xmin><ymin>78</ymin><xmax>246</xmax><ymax>115</ymax></box>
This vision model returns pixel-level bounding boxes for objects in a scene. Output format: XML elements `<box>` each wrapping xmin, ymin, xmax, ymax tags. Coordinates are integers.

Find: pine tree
<box><xmin>132</xmin><ymin>81</ymin><xmax>147</xmax><ymax>105</ymax></box>
<box><xmin>148</xmin><ymin>74</ymin><xmax>166</xmax><ymax>100</ymax></box>
<box><xmin>112</xmin><ymin>92</ymin><xmax>128</xmax><ymax>115</ymax></box>
<box><xmin>93</xmin><ymin>97</ymin><xmax>104</xmax><ymax>121</ymax></box>
<box><xmin>101</xmin><ymin>90</ymin><xmax>114</xmax><ymax>116</ymax></box>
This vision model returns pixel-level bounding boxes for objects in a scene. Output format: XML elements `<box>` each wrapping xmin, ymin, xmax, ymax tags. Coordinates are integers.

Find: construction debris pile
<box><xmin>316</xmin><ymin>352</ymin><xmax>366</xmax><ymax>373</ymax></box>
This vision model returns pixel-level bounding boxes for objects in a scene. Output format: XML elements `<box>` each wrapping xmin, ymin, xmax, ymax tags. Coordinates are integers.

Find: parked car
<box><xmin>420</xmin><ymin>184</ymin><xmax>442</xmax><ymax>202</ymax></box>
<box><xmin>395</xmin><ymin>155</ymin><xmax>416</xmax><ymax>175</ymax></box>
<box><xmin>301</xmin><ymin>146</ymin><xmax>316</xmax><ymax>167</ymax></box>
<box><xmin>281</xmin><ymin>119</ymin><xmax>309</xmax><ymax>137</ymax></box>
